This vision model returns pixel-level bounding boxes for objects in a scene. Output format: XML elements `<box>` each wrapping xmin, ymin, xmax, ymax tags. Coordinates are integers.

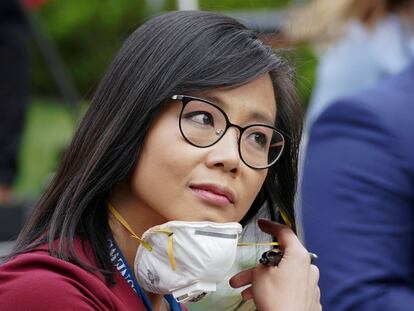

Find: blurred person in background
<box><xmin>0</xmin><ymin>0</ymin><xmax>48</xmax><ymax>241</ymax></box>
<box><xmin>0</xmin><ymin>11</ymin><xmax>320</xmax><ymax>311</ymax></box>
<box><xmin>302</xmin><ymin>51</ymin><xmax>414</xmax><ymax>311</ymax></box>
<box><xmin>286</xmin><ymin>0</ymin><xmax>414</xmax><ymax>129</ymax></box>
<box><xmin>0</xmin><ymin>0</ymin><xmax>48</xmax><ymax>208</ymax></box>
<box><xmin>0</xmin><ymin>0</ymin><xmax>30</xmax><ymax>207</ymax></box>
<box><xmin>291</xmin><ymin>0</ymin><xmax>414</xmax><ymax>309</ymax></box>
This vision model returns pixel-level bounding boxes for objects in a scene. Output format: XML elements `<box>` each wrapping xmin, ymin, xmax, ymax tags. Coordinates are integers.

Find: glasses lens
<box><xmin>240</xmin><ymin>126</ymin><xmax>284</xmax><ymax>169</ymax></box>
<box><xmin>180</xmin><ymin>99</ymin><xmax>226</xmax><ymax>147</ymax></box>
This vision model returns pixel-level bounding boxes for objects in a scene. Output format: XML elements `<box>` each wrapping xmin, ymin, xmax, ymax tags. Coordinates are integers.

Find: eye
<box><xmin>248</xmin><ymin>132</ymin><xmax>268</xmax><ymax>149</ymax></box>
<box><xmin>183</xmin><ymin>111</ymin><xmax>214</xmax><ymax>127</ymax></box>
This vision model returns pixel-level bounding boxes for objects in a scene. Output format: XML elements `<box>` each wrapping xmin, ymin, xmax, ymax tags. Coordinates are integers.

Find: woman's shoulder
<box><xmin>0</xmin><ymin>244</ymin><xmax>101</xmax><ymax>282</ymax></box>
<box><xmin>0</xmin><ymin>246</ymin><xmax>108</xmax><ymax>310</ymax></box>
<box><xmin>0</xmin><ymin>241</ymin><xmax>146</xmax><ymax>311</ymax></box>
<box><xmin>0</xmin><ymin>238</ymin><xmax>105</xmax><ymax>283</ymax></box>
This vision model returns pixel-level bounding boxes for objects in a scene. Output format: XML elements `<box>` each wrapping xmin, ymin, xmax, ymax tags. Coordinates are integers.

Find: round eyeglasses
<box><xmin>171</xmin><ymin>95</ymin><xmax>285</xmax><ymax>170</ymax></box>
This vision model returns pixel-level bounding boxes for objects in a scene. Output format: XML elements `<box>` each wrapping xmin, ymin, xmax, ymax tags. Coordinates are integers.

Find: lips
<box><xmin>190</xmin><ymin>183</ymin><xmax>235</xmax><ymax>204</ymax></box>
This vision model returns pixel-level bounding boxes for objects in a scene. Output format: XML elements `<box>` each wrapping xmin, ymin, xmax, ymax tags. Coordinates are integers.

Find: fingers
<box><xmin>310</xmin><ymin>264</ymin><xmax>320</xmax><ymax>283</ymax></box>
<box><xmin>240</xmin><ymin>286</ymin><xmax>253</xmax><ymax>301</ymax></box>
<box><xmin>229</xmin><ymin>268</ymin><xmax>254</xmax><ymax>288</ymax></box>
<box><xmin>310</xmin><ymin>265</ymin><xmax>322</xmax><ymax>311</ymax></box>
<box><xmin>230</xmin><ymin>269</ymin><xmax>254</xmax><ymax>302</ymax></box>
<box><xmin>257</xmin><ymin>218</ymin><xmax>298</xmax><ymax>248</ymax></box>
<box><xmin>258</xmin><ymin>219</ymin><xmax>310</xmax><ymax>263</ymax></box>
<box><xmin>231</xmin><ymin>258</ymin><xmax>321</xmax><ymax>309</ymax></box>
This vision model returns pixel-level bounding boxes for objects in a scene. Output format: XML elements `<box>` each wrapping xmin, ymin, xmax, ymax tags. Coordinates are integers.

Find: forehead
<box><xmin>195</xmin><ymin>74</ymin><xmax>276</xmax><ymax>126</ymax></box>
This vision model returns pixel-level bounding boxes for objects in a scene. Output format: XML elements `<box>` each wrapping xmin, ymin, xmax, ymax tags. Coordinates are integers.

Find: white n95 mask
<box><xmin>108</xmin><ymin>203</ymin><xmax>242</xmax><ymax>303</ymax></box>
<box><xmin>135</xmin><ymin>221</ymin><xmax>242</xmax><ymax>303</ymax></box>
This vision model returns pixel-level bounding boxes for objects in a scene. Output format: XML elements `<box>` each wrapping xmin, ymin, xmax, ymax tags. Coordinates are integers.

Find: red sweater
<box><xmin>0</xmin><ymin>239</ymin><xmax>187</xmax><ymax>311</ymax></box>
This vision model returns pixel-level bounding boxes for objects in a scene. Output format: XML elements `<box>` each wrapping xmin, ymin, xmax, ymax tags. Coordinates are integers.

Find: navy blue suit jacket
<box><xmin>302</xmin><ymin>64</ymin><xmax>414</xmax><ymax>310</ymax></box>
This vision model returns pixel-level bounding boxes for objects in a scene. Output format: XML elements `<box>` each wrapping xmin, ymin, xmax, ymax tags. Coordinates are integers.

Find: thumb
<box><xmin>257</xmin><ymin>218</ymin><xmax>302</xmax><ymax>252</ymax></box>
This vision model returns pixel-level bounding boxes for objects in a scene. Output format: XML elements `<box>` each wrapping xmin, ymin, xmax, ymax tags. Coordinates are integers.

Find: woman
<box><xmin>0</xmin><ymin>11</ymin><xmax>320</xmax><ymax>311</ymax></box>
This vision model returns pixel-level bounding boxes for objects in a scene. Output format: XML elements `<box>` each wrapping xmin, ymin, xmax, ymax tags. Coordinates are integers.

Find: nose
<box><xmin>205</xmin><ymin>127</ymin><xmax>241</xmax><ymax>173</ymax></box>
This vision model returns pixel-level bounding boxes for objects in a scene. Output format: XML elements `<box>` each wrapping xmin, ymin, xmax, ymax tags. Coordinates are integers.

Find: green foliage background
<box><xmin>31</xmin><ymin>0</ymin><xmax>315</xmax><ymax>99</ymax></box>
<box><xmin>32</xmin><ymin>0</ymin><xmax>160</xmax><ymax>96</ymax></box>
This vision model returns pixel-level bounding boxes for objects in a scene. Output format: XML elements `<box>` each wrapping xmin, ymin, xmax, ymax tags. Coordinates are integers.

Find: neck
<box><xmin>109</xmin><ymin>213</ymin><xmax>167</xmax><ymax>310</ymax></box>
<box><xmin>108</xmin><ymin>212</ymin><xmax>140</xmax><ymax>270</ymax></box>
<box><xmin>108</xmin><ymin>183</ymin><xmax>169</xmax><ymax>310</ymax></box>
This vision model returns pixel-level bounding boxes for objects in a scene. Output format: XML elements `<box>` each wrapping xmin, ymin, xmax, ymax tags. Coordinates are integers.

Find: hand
<box><xmin>229</xmin><ymin>219</ymin><xmax>321</xmax><ymax>311</ymax></box>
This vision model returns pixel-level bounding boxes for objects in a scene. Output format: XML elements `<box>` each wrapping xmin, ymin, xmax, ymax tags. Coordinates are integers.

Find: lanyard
<box><xmin>108</xmin><ymin>237</ymin><xmax>182</xmax><ymax>311</ymax></box>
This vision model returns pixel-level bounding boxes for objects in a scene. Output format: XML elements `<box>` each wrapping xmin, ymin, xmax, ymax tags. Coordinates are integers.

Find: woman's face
<box><xmin>128</xmin><ymin>74</ymin><xmax>276</xmax><ymax>225</ymax></box>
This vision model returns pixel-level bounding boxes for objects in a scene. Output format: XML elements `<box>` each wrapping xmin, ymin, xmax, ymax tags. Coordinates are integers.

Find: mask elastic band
<box><xmin>279</xmin><ymin>209</ymin><xmax>292</xmax><ymax>228</ymax></box>
<box><xmin>108</xmin><ymin>203</ymin><xmax>153</xmax><ymax>251</ymax></box>
<box><xmin>108</xmin><ymin>203</ymin><xmax>177</xmax><ymax>271</ymax></box>
<box><xmin>238</xmin><ymin>209</ymin><xmax>291</xmax><ymax>248</ymax></box>
<box><xmin>151</xmin><ymin>228</ymin><xmax>177</xmax><ymax>271</ymax></box>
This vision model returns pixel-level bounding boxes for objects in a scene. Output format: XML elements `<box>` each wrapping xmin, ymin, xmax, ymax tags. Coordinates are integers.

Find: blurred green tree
<box><xmin>31</xmin><ymin>0</ymin><xmax>315</xmax><ymax>102</ymax></box>
<box><xmin>31</xmin><ymin>0</ymin><xmax>157</xmax><ymax>96</ymax></box>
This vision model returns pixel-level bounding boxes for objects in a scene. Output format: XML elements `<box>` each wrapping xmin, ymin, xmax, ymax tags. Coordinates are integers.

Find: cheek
<box><xmin>130</xmin><ymin>121</ymin><xmax>200</xmax><ymax>205</ymax></box>
<box><xmin>133</xmin><ymin>135</ymin><xmax>178</xmax><ymax>187</ymax></box>
<box><xmin>237</xmin><ymin>171</ymin><xmax>267</xmax><ymax>219</ymax></box>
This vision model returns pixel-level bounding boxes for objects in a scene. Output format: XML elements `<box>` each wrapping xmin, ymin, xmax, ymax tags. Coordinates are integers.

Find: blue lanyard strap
<box><xmin>107</xmin><ymin>238</ymin><xmax>182</xmax><ymax>311</ymax></box>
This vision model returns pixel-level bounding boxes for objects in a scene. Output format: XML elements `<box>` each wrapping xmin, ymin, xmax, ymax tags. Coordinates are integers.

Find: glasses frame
<box><xmin>171</xmin><ymin>94</ymin><xmax>285</xmax><ymax>170</ymax></box>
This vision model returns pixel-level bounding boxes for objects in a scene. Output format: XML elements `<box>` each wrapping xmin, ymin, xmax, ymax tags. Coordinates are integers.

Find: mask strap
<box><xmin>238</xmin><ymin>210</ymin><xmax>290</xmax><ymax>248</ymax></box>
<box><xmin>108</xmin><ymin>203</ymin><xmax>153</xmax><ymax>251</ymax></box>
<box><xmin>151</xmin><ymin>228</ymin><xmax>177</xmax><ymax>271</ymax></box>
<box><xmin>108</xmin><ymin>203</ymin><xmax>177</xmax><ymax>271</ymax></box>
<box><xmin>279</xmin><ymin>209</ymin><xmax>292</xmax><ymax>228</ymax></box>
<box><xmin>238</xmin><ymin>211</ymin><xmax>289</xmax><ymax>247</ymax></box>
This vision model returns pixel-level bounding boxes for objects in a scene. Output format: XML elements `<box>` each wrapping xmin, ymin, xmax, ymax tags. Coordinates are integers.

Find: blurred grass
<box><xmin>14</xmin><ymin>99</ymin><xmax>76</xmax><ymax>199</ymax></box>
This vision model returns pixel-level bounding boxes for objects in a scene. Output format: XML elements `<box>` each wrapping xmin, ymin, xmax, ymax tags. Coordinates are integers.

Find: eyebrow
<box><xmin>201</xmin><ymin>94</ymin><xmax>276</xmax><ymax>127</ymax></box>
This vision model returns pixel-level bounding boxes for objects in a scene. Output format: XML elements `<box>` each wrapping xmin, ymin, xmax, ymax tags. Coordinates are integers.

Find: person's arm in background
<box><xmin>301</xmin><ymin>87</ymin><xmax>414</xmax><ymax>310</ymax></box>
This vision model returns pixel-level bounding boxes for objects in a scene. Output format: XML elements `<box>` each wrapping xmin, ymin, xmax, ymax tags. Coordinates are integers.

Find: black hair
<box><xmin>7</xmin><ymin>11</ymin><xmax>302</xmax><ymax>282</ymax></box>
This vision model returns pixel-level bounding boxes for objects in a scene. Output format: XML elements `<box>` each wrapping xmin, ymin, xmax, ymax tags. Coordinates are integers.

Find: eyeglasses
<box><xmin>171</xmin><ymin>95</ymin><xmax>285</xmax><ymax>170</ymax></box>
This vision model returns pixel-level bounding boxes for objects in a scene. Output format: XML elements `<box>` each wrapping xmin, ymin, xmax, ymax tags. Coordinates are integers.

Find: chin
<box><xmin>198</xmin><ymin>214</ymin><xmax>238</xmax><ymax>223</ymax></box>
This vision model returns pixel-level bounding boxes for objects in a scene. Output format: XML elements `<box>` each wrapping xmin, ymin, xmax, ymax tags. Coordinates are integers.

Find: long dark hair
<box><xmin>7</xmin><ymin>11</ymin><xmax>302</xmax><ymax>282</ymax></box>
